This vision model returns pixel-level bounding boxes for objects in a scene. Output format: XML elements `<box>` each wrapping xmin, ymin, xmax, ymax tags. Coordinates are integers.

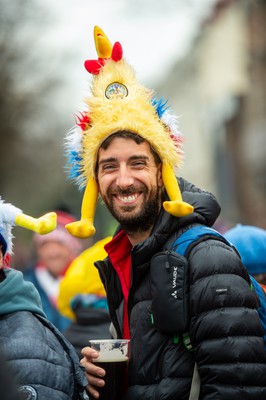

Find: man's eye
<box><xmin>102</xmin><ymin>164</ymin><xmax>116</xmax><ymax>171</ymax></box>
<box><xmin>132</xmin><ymin>161</ymin><xmax>145</xmax><ymax>167</ymax></box>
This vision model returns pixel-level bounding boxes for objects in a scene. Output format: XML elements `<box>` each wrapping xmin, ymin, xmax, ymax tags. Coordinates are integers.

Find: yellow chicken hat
<box><xmin>65</xmin><ymin>26</ymin><xmax>194</xmax><ymax>238</ymax></box>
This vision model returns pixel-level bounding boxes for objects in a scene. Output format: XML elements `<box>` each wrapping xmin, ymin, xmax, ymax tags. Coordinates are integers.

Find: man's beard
<box><xmin>102</xmin><ymin>184</ymin><xmax>161</xmax><ymax>235</ymax></box>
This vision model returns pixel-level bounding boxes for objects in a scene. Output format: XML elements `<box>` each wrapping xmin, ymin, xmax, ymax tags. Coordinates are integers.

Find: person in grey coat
<box><xmin>0</xmin><ymin>197</ymin><xmax>88</xmax><ymax>399</ymax></box>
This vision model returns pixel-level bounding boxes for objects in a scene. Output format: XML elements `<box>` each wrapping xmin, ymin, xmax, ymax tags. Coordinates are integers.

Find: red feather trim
<box><xmin>75</xmin><ymin>112</ymin><xmax>90</xmax><ymax>131</ymax></box>
<box><xmin>170</xmin><ymin>134</ymin><xmax>183</xmax><ymax>152</ymax></box>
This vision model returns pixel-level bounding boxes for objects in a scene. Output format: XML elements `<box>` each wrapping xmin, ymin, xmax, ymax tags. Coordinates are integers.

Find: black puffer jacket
<box><xmin>95</xmin><ymin>178</ymin><xmax>266</xmax><ymax>400</ymax></box>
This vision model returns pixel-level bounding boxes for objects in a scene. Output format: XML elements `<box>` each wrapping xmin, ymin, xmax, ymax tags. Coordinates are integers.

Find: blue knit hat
<box><xmin>224</xmin><ymin>224</ymin><xmax>266</xmax><ymax>275</ymax></box>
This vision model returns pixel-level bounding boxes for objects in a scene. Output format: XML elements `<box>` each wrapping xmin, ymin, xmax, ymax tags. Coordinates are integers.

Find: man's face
<box><xmin>97</xmin><ymin>137</ymin><xmax>163</xmax><ymax>234</ymax></box>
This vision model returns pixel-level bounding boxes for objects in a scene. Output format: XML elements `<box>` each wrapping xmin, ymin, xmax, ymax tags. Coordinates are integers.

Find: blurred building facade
<box><xmin>156</xmin><ymin>0</ymin><xmax>266</xmax><ymax>228</ymax></box>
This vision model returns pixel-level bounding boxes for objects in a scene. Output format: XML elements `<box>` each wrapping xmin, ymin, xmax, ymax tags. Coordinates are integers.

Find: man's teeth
<box><xmin>118</xmin><ymin>194</ymin><xmax>138</xmax><ymax>203</ymax></box>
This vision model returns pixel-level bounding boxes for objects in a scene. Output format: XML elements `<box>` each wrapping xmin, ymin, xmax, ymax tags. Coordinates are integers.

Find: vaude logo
<box><xmin>171</xmin><ymin>266</ymin><xmax>178</xmax><ymax>298</ymax></box>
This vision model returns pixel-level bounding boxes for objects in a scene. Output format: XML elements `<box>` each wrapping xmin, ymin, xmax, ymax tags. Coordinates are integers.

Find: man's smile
<box><xmin>115</xmin><ymin>193</ymin><xmax>141</xmax><ymax>204</ymax></box>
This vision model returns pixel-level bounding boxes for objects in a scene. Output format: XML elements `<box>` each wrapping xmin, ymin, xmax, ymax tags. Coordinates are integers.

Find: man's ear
<box><xmin>158</xmin><ymin>163</ymin><xmax>163</xmax><ymax>187</ymax></box>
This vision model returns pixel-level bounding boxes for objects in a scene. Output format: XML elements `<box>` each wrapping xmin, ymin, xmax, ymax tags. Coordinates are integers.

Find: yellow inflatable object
<box><xmin>65</xmin><ymin>26</ymin><xmax>194</xmax><ymax>239</ymax></box>
<box><xmin>58</xmin><ymin>236</ymin><xmax>111</xmax><ymax>320</ymax></box>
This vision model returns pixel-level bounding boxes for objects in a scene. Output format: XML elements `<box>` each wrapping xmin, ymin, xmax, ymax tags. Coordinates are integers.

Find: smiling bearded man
<box><xmin>97</xmin><ymin>133</ymin><xmax>163</xmax><ymax>236</ymax></box>
<box><xmin>66</xmin><ymin>25</ymin><xmax>266</xmax><ymax>400</ymax></box>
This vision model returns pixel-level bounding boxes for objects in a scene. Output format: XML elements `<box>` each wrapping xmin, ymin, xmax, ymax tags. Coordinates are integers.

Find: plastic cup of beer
<box><xmin>89</xmin><ymin>339</ymin><xmax>130</xmax><ymax>400</ymax></box>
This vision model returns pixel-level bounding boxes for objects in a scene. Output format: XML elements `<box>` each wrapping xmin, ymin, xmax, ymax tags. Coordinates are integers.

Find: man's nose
<box><xmin>116</xmin><ymin>166</ymin><xmax>134</xmax><ymax>189</ymax></box>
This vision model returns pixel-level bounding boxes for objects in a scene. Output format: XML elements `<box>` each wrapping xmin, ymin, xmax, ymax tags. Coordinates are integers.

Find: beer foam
<box><xmin>91</xmin><ymin>340</ymin><xmax>129</xmax><ymax>362</ymax></box>
<box><xmin>94</xmin><ymin>346</ymin><xmax>128</xmax><ymax>362</ymax></box>
<box><xmin>95</xmin><ymin>354</ymin><xmax>128</xmax><ymax>363</ymax></box>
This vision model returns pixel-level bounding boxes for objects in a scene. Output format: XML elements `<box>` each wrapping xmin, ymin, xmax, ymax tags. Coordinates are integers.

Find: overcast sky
<box><xmin>44</xmin><ymin>0</ymin><xmax>217</xmax><ymax>111</ymax></box>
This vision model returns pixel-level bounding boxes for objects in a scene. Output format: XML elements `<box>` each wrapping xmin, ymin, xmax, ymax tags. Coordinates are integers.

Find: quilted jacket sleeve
<box><xmin>0</xmin><ymin>311</ymin><xmax>87</xmax><ymax>400</ymax></box>
<box><xmin>188</xmin><ymin>238</ymin><xmax>266</xmax><ymax>400</ymax></box>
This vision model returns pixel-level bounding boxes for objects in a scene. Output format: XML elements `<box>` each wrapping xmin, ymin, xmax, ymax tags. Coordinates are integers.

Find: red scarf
<box><xmin>105</xmin><ymin>231</ymin><xmax>132</xmax><ymax>339</ymax></box>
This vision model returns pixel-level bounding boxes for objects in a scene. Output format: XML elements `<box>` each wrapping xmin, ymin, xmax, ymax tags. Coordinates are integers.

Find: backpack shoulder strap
<box><xmin>171</xmin><ymin>225</ymin><xmax>230</xmax><ymax>257</ymax></box>
<box><xmin>249</xmin><ymin>275</ymin><xmax>266</xmax><ymax>348</ymax></box>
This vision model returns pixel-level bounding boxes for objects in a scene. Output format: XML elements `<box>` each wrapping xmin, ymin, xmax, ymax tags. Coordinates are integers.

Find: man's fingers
<box><xmin>80</xmin><ymin>351</ymin><xmax>106</xmax><ymax>399</ymax></box>
<box><xmin>85</xmin><ymin>374</ymin><xmax>105</xmax><ymax>399</ymax></box>
<box><xmin>86</xmin><ymin>383</ymin><xmax>100</xmax><ymax>399</ymax></box>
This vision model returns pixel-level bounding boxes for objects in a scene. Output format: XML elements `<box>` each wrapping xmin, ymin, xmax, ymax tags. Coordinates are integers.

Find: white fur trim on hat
<box><xmin>0</xmin><ymin>197</ymin><xmax>22</xmax><ymax>255</ymax></box>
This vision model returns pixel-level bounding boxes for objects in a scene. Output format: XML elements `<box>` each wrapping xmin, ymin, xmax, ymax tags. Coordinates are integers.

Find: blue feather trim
<box><xmin>151</xmin><ymin>96</ymin><xmax>169</xmax><ymax>118</ymax></box>
<box><xmin>65</xmin><ymin>150</ymin><xmax>82</xmax><ymax>181</ymax></box>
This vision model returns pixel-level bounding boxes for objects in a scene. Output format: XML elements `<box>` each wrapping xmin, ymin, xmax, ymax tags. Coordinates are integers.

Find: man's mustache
<box><xmin>110</xmin><ymin>185</ymin><xmax>146</xmax><ymax>196</ymax></box>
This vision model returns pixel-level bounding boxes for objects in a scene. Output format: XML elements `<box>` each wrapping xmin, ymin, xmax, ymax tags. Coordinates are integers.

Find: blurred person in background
<box><xmin>225</xmin><ymin>224</ymin><xmax>266</xmax><ymax>293</ymax></box>
<box><xmin>0</xmin><ymin>197</ymin><xmax>88</xmax><ymax>399</ymax></box>
<box><xmin>58</xmin><ymin>236</ymin><xmax>112</xmax><ymax>359</ymax></box>
<box><xmin>23</xmin><ymin>210</ymin><xmax>83</xmax><ymax>331</ymax></box>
